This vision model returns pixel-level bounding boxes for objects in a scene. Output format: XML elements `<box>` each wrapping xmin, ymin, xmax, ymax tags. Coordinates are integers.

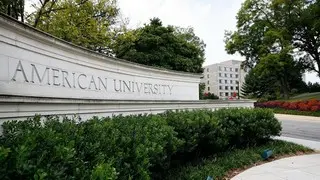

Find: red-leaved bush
<box><xmin>255</xmin><ymin>99</ymin><xmax>320</xmax><ymax>112</ymax></box>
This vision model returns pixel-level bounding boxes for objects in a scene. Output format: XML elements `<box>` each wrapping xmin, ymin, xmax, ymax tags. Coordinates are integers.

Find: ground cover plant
<box><xmin>0</xmin><ymin>108</ymin><xmax>285</xmax><ymax>179</ymax></box>
<box><xmin>255</xmin><ymin>99</ymin><xmax>320</xmax><ymax>112</ymax></box>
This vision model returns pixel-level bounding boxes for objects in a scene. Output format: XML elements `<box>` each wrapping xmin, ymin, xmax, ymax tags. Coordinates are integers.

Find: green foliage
<box><xmin>271</xmin><ymin>108</ymin><xmax>320</xmax><ymax>117</ymax></box>
<box><xmin>112</xmin><ymin>18</ymin><xmax>206</xmax><ymax>73</ymax></box>
<box><xmin>213</xmin><ymin>108</ymin><xmax>281</xmax><ymax>147</ymax></box>
<box><xmin>165</xmin><ymin>140</ymin><xmax>313</xmax><ymax>180</ymax></box>
<box><xmin>199</xmin><ymin>83</ymin><xmax>206</xmax><ymax>99</ymax></box>
<box><xmin>162</xmin><ymin>110</ymin><xmax>225</xmax><ymax>155</ymax></box>
<box><xmin>0</xmin><ymin>109</ymin><xmax>282</xmax><ymax>179</ymax></box>
<box><xmin>241</xmin><ymin>60</ymin><xmax>306</xmax><ymax>100</ymax></box>
<box><xmin>225</xmin><ymin>0</ymin><xmax>320</xmax><ymax>88</ymax></box>
<box><xmin>27</xmin><ymin>0</ymin><xmax>120</xmax><ymax>55</ymax></box>
<box><xmin>202</xmin><ymin>92</ymin><xmax>220</xmax><ymax>100</ymax></box>
<box><xmin>0</xmin><ymin>0</ymin><xmax>24</xmax><ymax>21</ymax></box>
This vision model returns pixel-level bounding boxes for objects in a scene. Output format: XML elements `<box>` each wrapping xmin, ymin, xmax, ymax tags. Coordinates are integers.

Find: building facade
<box><xmin>201</xmin><ymin>60</ymin><xmax>247</xmax><ymax>99</ymax></box>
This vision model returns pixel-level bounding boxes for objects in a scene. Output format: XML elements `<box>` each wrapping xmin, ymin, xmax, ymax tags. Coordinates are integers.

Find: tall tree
<box><xmin>0</xmin><ymin>0</ymin><xmax>25</xmax><ymax>21</ymax></box>
<box><xmin>225</xmin><ymin>0</ymin><xmax>320</xmax><ymax>77</ymax></box>
<box><xmin>27</xmin><ymin>0</ymin><xmax>120</xmax><ymax>55</ymax></box>
<box><xmin>112</xmin><ymin>18</ymin><xmax>206</xmax><ymax>73</ymax></box>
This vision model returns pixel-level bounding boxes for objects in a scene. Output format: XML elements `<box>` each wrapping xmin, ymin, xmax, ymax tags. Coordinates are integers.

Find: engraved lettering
<box><xmin>12</xmin><ymin>60</ymin><xmax>28</xmax><ymax>82</ymax></box>
<box><xmin>168</xmin><ymin>85</ymin><xmax>173</xmax><ymax>95</ymax></box>
<box><xmin>72</xmin><ymin>72</ymin><xmax>76</xmax><ymax>88</ymax></box>
<box><xmin>144</xmin><ymin>83</ymin><xmax>150</xmax><ymax>94</ymax></box>
<box><xmin>78</xmin><ymin>74</ymin><xmax>87</xmax><ymax>89</ymax></box>
<box><xmin>98</xmin><ymin>77</ymin><xmax>107</xmax><ymax>91</ymax></box>
<box><xmin>88</xmin><ymin>76</ymin><xmax>98</xmax><ymax>90</ymax></box>
<box><xmin>136</xmin><ymin>82</ymin><xmax>142</xmax><ymax>92</ymax></box>
<box><xmin>153</xmin><ymin>84</ymin><xmax>159</xmax><ymax>94</ymax></box>
<box><xmin>123</xmin><ymin>80</ymin><xmax>131</xmax><ymax>92</ymax></box>
<box><xmin>114</xmin><ymin>79</ymin><xmax>121</xmax><ymax>92</ymax></box>
<box><xmin>52</xmin><ymin>68</ymin><xmax>60</xmax><ymax>86</ymax></box>
<box><xmin>62</xmin><ymin>71</ymin><xmax>71</xmax><ymax>88</ymax></box>
<box><xmin>31</xmin><ymin>64</ymin><xmax>50</xmax><ymax>85</ymax></box>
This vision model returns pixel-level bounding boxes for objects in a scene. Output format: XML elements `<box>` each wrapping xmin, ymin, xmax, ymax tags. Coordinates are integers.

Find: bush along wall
<box><xmin>0</xmin><ymin>108</ymin><xmax>281</xmax><ymax>180</ymax></box>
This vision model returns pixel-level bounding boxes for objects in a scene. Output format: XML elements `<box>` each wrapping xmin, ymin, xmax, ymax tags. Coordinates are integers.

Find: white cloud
<box><xmin>118</xmin><ymin>0</ymin><xmax>245</xmax><ymax>65</ymax></box>
<box><xmin>118</xmin><ymin>0</ymin><xmax>319</xmax><ymax>83</ymax></box>
<box><xmin>24</xmin><ymin>0</ymin><xmax>319</xmax><ymax>83</ymax></box>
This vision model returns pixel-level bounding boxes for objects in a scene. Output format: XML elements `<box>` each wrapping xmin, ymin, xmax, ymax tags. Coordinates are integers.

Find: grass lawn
<box><xmin>163</xmin><ymin>140</ymin><xmax>313</xmax><ymax>180</ymax></box>
<box><xmin>286</xmin><ymin>92</ymin><xmax>320</xmax><ymax>102</ymax></box>
<box><xmin>272</xmin><ymin>108</ymin><xmax>320</xmax><ymax>117</ymax></box>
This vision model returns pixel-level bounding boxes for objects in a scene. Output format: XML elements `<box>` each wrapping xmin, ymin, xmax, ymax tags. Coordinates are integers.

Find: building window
<box><xmin>230</xmin><ymin>68</ymin><xmax>233</xmax><ymax>71</ymax></box>
<box><xmin>231</xmin><ymin>86</ymin><xmax>234</xmax><ymax>90</ymax></box>
<box><xmin>219</xmin><ymin>66</ymin><xmax>222</xmax><ymax>71</ymax></box>
<box><xmin>236</xmin><ymin>86</ymin><xmax>239</xmax><ymax>90</ymax></box>
<box><xmin>219</xmin><ymin>79</ymin><xmax>222</xmax><ymax>83</ymax></box>
<box><xmin>230</xmin><ymin>80</ymin><xmax>233</xmax><ymax>84</ymax></box>
<box><xmin>235</xmin><ymin>74</ymin><xmax>239</xmax><ymax>78</ymax></box>
<box><xmin>225</xmin><ymin>86</ymin><xmax>229</xmax><ymax>90</ymax></box>
<box><xmin>220</xmin><ymin>92</ymin><xmax>223</xmax><ymax>96</ymax></box>
<box><xmin>225</xmin><ymin>92</ymin><xmax>229</xmax><ymax>96</ymax></box>
<box><xmin>224</xmin><ymin>67</ymin><xmax>227</xmax><ymax>71</ymax></box>
<box><xmin>219</xmin><ymin>73</ymin><xmax>222</xmax><ymax>77</ymax></box>
<box><xmin>225</xmin><ymin>73</ymin><xmax>227</xmax><ymax>77</ymax></box>
<box><xmin>219</xmin><ymin>86</ymin><xmax>223</xmax><ymax>90</ymax></box>
<box><xmin>225</xmin><ymin>80</ymin><xmax>228</xmax><ymax>84</ymax></box>
<box><xmin>208</xmin><ymin>87</ymin><xmax>210</xmax><ymax>91</ymax></box>
<box><xmin>207</xmin><ymin>81</ymin><xmax>209</xmax><ymax>85</ymax></box>
<box><xmin>236</xmin><ymin>80</ymin><xmax>239</xmax><ymax>84</ymax></box>
<box><xmin>230</xmin><ymin>74</ymin><xmax>233</xmax><ymax>78</ymax></box>
<box><xmin>235</xmin><ymin>68</ymin><xmax>239</xmax><ymax>72</ymax></box>
<box><xmin>207</xmin><ymin>74</ymin><xmax>209</xmax><ymax>78</ymax></box>
<box><xmin>207</xmin><ymin>68</ymin><xmax>209</xmax><ymax>72</ymax></box>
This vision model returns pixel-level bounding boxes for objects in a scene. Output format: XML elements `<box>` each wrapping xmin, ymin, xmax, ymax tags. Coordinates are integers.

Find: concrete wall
<box><xmin>0</xmin><ymin>96</ymin><xmax>255</xmax><ymax>124</ymax></box>
<box><xmin>0</xmin><ymin>14</ymin><xmax>255</xmax><ymax>125</ymax></box>
<box><xmin>0</xmin><ymin>14</ymin><xmax>200</xmax><ymax>101</ymax></box>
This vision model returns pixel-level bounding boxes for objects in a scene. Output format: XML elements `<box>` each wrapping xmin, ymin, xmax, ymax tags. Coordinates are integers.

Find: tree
<box><xmin>112</xmin><ymin>18</ymin><xmax>206</xmax><ymax>73</ymax></box>
<box><xmin>199</xmin><ymin>83</ymin><xmax>205</xmax><ymax>99</ymax></box>
<box><xmin>241</xmin><ymin>57</ymin><xmax>306</xmax><ymax>99</ymax></box>
<box><xmin>27</xmin><ymin>0</ymin><xmax>120</xmax><ymax>55</ymax></box>
<box><xmin>225</xmin><ymin>0</ymin><xmax>320</xmax><ymax>77</ymax></box>
<box><xmin>0</xmin><ymin>0</ymin><xmax>24</xmax><ymax>21</ymax></box>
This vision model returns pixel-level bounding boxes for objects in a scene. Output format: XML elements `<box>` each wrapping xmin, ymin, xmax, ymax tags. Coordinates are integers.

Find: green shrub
<box><xmin>162</xmin><ymin>110</ymin><xmax>227</xmax><ymax>154</ymax></box>
<box><xmin>0</xmin><ymin>108</ymin><xmax>282</xmax><ymax>179</ymax></box>
<box><xmin>0</xmin><ymin>114</ymin><xmax>181</xmax><ymax>180</ymax></box>
<box><xmin>213</xmin><ymin>108</ymin><xmax>282</xmax><ymax>147</ymax></box>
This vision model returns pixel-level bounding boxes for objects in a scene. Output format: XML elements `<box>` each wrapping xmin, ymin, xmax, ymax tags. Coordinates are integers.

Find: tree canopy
<box><xmin>0</xmin><ymin>0</ymin><xmax>24</xmax><ymax>21</ymax></box>
<box><xmin>1</xmin><ymin>2</ymin><xmax>206</xmax><ymax>73</ymax></box>
<box><xmin>225</xmin><ymin>0</ymin><xmax>320</xmax><ymax>76</ymax></box>
<box><xmin>26</xmin><ymin>0</ymin><xmax>120</xmax><ymax>55</ymax></box>
<box><xmin>112</xmin><ymin>18</ymin><xmax>206</xmax><ymax>73</ymax></box>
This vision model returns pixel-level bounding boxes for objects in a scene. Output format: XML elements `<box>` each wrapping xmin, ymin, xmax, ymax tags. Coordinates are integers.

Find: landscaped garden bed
<box><xmin>0</xmin><ymin>108</ymin><xmax>312</xmax><ymax>179</ymax></box>
<box><xmin>255</xmin><ymin>99</ymin><xmax>320</xmax><ymax>117</ymax></box>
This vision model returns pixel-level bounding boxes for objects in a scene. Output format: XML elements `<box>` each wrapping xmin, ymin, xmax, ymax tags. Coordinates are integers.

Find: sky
<box><xmin>25</xmin><ymin>0</ymin><xmax>319</xmax><ymax>83</ymax></box>
<box><xmin>118</xmin><ymin>0</ymin><xmax>319</xmax><ymax>83</ymax></box>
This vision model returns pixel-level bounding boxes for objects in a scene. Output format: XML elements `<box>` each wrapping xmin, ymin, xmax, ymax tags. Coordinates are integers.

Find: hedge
<box><xmin>0</xmin><ymin>108</ymin><xmax>281</xmax><ymax>180</ymax></box>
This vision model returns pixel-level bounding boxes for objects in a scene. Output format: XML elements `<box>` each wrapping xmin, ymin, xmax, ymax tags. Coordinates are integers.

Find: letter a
<box><xmin>12</xmin><ymin>60</ymin><xmax>29</xmax><ymax>82</ymax></box>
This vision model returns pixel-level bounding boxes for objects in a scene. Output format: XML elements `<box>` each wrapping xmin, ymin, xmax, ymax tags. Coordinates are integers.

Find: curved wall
<box><xmin>0</xmin><ymin>14</ymin><xmax>201</xmax><ymax>101</ymax></box>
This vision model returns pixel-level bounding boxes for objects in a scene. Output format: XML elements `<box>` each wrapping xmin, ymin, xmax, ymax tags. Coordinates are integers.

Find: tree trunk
<box><xmin>280</xmin><ymin>77</ymin><xmax>290</xmax><ymax>100</ymax></box>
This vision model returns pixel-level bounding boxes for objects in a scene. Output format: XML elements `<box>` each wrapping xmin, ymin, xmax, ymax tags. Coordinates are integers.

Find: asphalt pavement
<box><xmin>275</xmin><ymin>114</ymin><xmax>320</xmax><ymax>142</ymax></box>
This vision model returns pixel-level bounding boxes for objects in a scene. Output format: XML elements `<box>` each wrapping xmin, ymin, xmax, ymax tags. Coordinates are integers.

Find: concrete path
<box><xmin>275</xmin><ymin>136</ymin><xmax>320</xmax><ymax>151</ymax></box>
<box><xmin>275</xmin><ymin>114</ymin><xmax>320</xmax><ymax>142</ymax></box>
<box><xmin>232</xmin><ymin>154</ymin><xmax>320</xmax><ymax>180</ymax></box>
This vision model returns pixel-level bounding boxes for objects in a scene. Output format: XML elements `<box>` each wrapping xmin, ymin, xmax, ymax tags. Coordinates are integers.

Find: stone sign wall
<box><xmin>0</xmin><ymin>14</ymin><xmax>201</xmax><ymax>101</ymax></box>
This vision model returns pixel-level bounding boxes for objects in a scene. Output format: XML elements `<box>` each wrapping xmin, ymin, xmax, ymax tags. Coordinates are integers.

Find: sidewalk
<box><xmin>232</xmin><ymin>154</ymin><xmax>320</xmax><ymax>180</ymax></box>
<box><xmin>275</xmin><ymin>136</ymin><xmax>320</xmax><ymax>150</ymax></box>
<box><xmin>275</xmin><ymin>114</ymin><xmax>320</xmax><ymax>122</ymax></box>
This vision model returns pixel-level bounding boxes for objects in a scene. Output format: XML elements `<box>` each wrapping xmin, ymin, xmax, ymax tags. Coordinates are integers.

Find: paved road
<box><xmin>275</xmin><ymin>114</ymin><xmax>320</xmax><ymax>142</ymax></box>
